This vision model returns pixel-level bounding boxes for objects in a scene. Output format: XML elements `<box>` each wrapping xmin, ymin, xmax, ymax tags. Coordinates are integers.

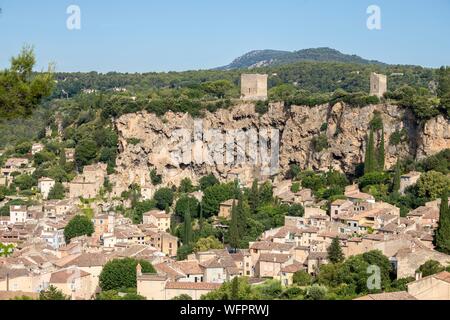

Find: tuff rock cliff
<box><xmin>110</xmin><ymin>102</ymin><xmax>450</xmax><ymax>192</ymax></box>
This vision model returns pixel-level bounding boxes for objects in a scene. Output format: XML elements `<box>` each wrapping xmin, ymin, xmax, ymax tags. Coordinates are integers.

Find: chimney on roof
<box><xmin>415</xmin><ymin>271</ymin><xmax>422</xmax><ymax>281</ymax></box>
<box><xmin>136</xmin><ymin>263</ymin><xmax>142</xmax><ymax>277</ymax></box>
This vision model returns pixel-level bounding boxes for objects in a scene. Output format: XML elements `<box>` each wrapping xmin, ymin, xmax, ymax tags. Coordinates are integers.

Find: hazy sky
<box><xmin>1</xmin><ymin>0</ymin><xmax>449</xmax><ymax>72</ymax></box>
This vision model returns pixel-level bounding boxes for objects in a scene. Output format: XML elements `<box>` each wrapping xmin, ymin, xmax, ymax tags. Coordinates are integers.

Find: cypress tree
<box><xmin>377</xmin><ymin>128</ymin><xmax>385</xmax><ymax>171</ymax></box>
<box><xmin>231</xmin><ymin>277</ymin><xmax>239</xmax><ymax>300</ymax></box>
<box><xmin>236</xmin><ymin>189</ymin><xmax>246</xmax><ymax>237</ymax></box>
<box><xmin>364</xmin><ymin>129</ymin><xmax>376</xmax><ymax>174</ymax></box>
<box><xmin>327</xmin><ymin>237</ymin><xmax>344</xmax><ymax>263</ymax></box>
<box><xmin>392</xmin><ymin>160</ymin><xmax>401</xmax><ymax>193</ymax></box>
<box><xmin>248</xmin><ymin>179</ymin><xmax>260</xmax><ymax>214</ymax></box>
<box><xmin>183</xmin><ymin>204</ymin><xmax>192</xmax><ymax>245</ymax></box>
<box><xmin>229</xmin><ymin>201</ymin><xmax>240</xmax><ymax>250</ymax></box>
<box><xmin>435</xmin><ymin>188</ymin><xmax>450</xmax><ymax>254</ymax></box>
<box><xmin>198</xmin><ymin>202</ymin><xmax>204</xmax><ymax>231</ymax></box>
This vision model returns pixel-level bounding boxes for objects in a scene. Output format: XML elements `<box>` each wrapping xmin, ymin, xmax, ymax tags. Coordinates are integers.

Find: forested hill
<box><xmin>52</xmin><ymin>61</ymin><xmax>434</xmax><ymax>99</ymax></box>
<box><xmin>216</xmin><ymin>47</ymin><xmax>386</xmax><ymax>70</ymax></box>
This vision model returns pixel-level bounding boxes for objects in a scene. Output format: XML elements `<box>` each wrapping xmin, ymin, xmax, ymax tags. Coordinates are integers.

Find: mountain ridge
<box><xmin>216</xmin><ymin>47</ymin><xmax>386</xmax><ymax>70</ymax></box>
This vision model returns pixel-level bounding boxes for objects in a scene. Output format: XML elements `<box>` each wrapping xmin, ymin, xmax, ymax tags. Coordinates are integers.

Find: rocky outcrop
<box><xmin>111</xmin><ymin>102</ymin><xmax>449</xmax><ymax>190</ymax></box>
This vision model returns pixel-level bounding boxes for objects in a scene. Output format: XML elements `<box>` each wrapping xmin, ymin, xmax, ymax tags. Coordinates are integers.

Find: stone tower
<box><xmin>241</xmin><ymin>74</ymin><xmax>268</xmax><ymax>101</ymax></box>
<box><xmin>370</xmin><ymin>72</ymin><xmax>387</xmax><ymax>98</ymax></box>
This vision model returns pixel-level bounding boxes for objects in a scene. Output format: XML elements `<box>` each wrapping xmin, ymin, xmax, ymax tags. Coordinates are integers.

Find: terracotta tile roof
<box><xmin>281</xmin><ymin>262</ymin><xmax>305</xmax><ymax>273</ymax></box>
<box><xmin>144</xmin><ymin>210</ymin><xmax>170</xmax><ymax>219</ymax></box>
<box><xmin>250</xmin><ymin>241</ymin><xmax>294</xmax><ymax>251</ymax></box>
<box><xmin>307</xmin><ymin>252</ymin><xmax>328</xmax><ymax>260</ymax></box>
<box><xmin>200</xmin><ymin>256</ymin><xmax>236</xmax><ymax>269</ymax></box>
<box><xmin>0</xmin><ymin>267</ymin><xmax>29</xmax><ymax>280</ymax></box>
<box><xmin>174</xmin><ymin>261</ymin><xmax>203</xmax><ymax>275</ymax></box>
<box><xmin>50</xmin><ymin>267</ymin><xmax>90</xmax><ymax>283</ymax></box>
<box><xmin>0</xmin><ymin>291</ymin><xmax>39</xmax><ymax>300</ymax></box>
<box><xmin>138</xmin><ymin>274</ymin><xmax>168</xmax><ymax>281</ymax></box>
<box><xmin>259</xmin><ymin>253</ymin><xmax>292</xmax><ymax>263</ymax></box>
<box><xmin>165</xmin><ymin>282</ymin><xmax>221</xmax><ymax>290</ymax></box>
<box><xmin>354</xmin><ymin>291</ymin><xmax>416</xmax><ymax>300</ymax></box>
<box><xmin>154</xmin><ymin>262</ymin><xmax>185</xmax><ymax>279</ymax></box>
<box><xmin>434</xmin><ymin>271</ymin><xmax>450</xmax><ymax>284</ymax></box>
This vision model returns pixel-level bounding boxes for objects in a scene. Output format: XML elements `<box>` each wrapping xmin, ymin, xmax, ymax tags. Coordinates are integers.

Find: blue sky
<box><xmin>1</xmin><ymin>0</ymin><xmax>449</xmax><ymax>72</ymax></box>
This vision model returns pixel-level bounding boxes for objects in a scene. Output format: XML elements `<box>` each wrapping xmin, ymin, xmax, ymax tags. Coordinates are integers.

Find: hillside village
<box><xmin>0</xmin><ymin>69</ymin><xmax>450</xmax><ymax>301</ymax></box>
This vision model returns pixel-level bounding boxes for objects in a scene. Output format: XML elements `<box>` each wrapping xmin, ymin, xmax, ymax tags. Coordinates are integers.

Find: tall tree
<box><xmin>327</xmin><ymin>237</ymin><xmax>344</xmax><ymax>263</ymax></box>
<box><xmin>236</xmin><ymin>189</ymin><xmax>246</xmax><ymax>237</ymax></box>
<box><xmin>231</xmin><ymin>276</ymin><xmax>239</xmax><ymax>300</ymax></box>
<box><xmin>183</xmin><ymin>204</ymin><xmax>193</xmax><ymax>245</ymax></box>
<box><xmin>229</xmin><ymin>201</ymin><xmax>240</xmax><ymax>250</ymax></box>
<box><xmin>248</xmin><ymin>179</ymin><xmax>260</xmax><ymax>214</ymax></box>
<box><xmin>392</xmin><ymin>160</ymin><xmax>401</xmax><ymax>194</ymax></box>
<box><xmin>364</xmin><ymin>129</ymin><xmax>377</xmax><ymax>174</ymax></box>
<box><xmin>434</xmin><ymin>188</ymin><xmax>450</xmax><ymax>254</ymax></box>
<box><xmin>377</xmin><ymin>128</ymin><xmax>385</xmax><ymax>171</ymax></box>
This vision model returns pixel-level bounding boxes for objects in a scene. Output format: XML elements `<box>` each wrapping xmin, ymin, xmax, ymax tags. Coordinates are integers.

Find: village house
<box><xmin>218</xmin><ymin>199</ymin><xmax>235</xmax><ymax>220</ymax></box>
<box><xmin>93</xmin><ymin>214</ymin><xmax>115</xmax><ymax>235</ymax></box>
<box><xmin>407</xmin><ymin>206</ymin><xmax>440</xmax><ymax>230</ymax></box>
<box><xmin>400</xmin><ymin>171</ymin><xmax>421</xmax><ymax>195</ymax></box>
<box><xmin>279</xmin><ymin>262</ymin><xmax>306</xmax><ymax>286</ymax></box>
<box><xmin>255</xmin><ymin>253</ymin><xmax>294</xmax><ymax>278</ymax></box>
<box><xmin>200</xmin><ymin>255</ymin><xmax>239</xmax><ymax>283</ymax></box>
<box><xmin>407</xmin><ymin>271</ymin><xmax>450</xmax><ymax>300</ymax></box>
<box><xmin>53</xmin><ymin>252</ymin><xmax>110</xmax><ymax>293</ymax></box>
<box><xmin>31</xmin><ymin>143</ymin><xmax>44</xmax><ymax>155</ymax></box>
<box><xmin>143</xmin><ymin>230</ymin><xmax>178</xmax><ymax>257</ymax></box>
<box><xmin>330</xmin><ymin>199</ymin><xmax>354</xmax><ymax>220</ymax></box>
<box><xmin>9</xmin><ymin>205</ymin><xmax>28</xmax><ymax>224</ymax></box>
<box><xmin>142</xmin><ymin>210</ymin><xmax>170</xmax><ymax>232</ymax></box>
<box><xmin>344</xmin><ymin>184</ymin><xmax>375</xmax><ymax>203</ymax></box>
<box><xmin>1</xmin><ymin>158</ymin><xmax>34</xmax><ymax>184</ymax></box>
<box><xmin>64</xmin><ymin>148</ymin><xmax>75</xmax><ymax>162</ymax></box>
<box><xmin>41</xmin><ymin>221</ymin><xmax>66</xmax><ymax>249</ymax></box>
<box><xmin>43</xmin><ymin>199</ymin><xmax>75</xmax><ymax>218</ymax></box>
<box><xmin>69</xmin><ymin>163</ymin><xmax>107</xmax><ymax>199</ymax></box>
<box><xmin>49</xmin><ymin>267</ymin><xmax>93</xmax><ymax>300</ymax></box>
<box><xmin>38</xmin><ymin>177</ymin><xmax>56</xmax><ymax>199</ymax></box>
<box><xmin>136</xmin><ymin>268</ymin><xmax>220</xmax><ymax>300</ymax></box>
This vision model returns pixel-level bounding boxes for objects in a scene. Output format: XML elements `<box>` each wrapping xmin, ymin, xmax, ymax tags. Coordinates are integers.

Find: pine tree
<box><xmin>364</xmin><ymin>129</ymin><xmax>377</xmax><ymax>174</ymax></box>
<box><xmin>327</xmin><ymin>237</ymin><xmax>344</xmax><ymax>263</ymax></box>
<box><xmin>392</xmin><ymin>160</ymin><xmax>401</xmax><ymax>193</ymax></box>
<box><xmin>183</xmin><ymin>205</ymin><xmax>192</xmax><ymax>245</ymax></box>
<box><xmin>377</xmin><ymin>128</ymin><xmax>385</xmax><ymax>171</ymax></box>
<box><xmin>434</xmin><ymin>188</ymin><xmax>450</xmax><ymax>254</ymax></box>
<box><xmin>248</xmin><ymin>179</ymin><xmax>260</xmax><ymax>214</ymax></box>
<box><xmin>229</xmin><ymin>201</ymin><xmax>240</xmax><ymax>250</ymax></box>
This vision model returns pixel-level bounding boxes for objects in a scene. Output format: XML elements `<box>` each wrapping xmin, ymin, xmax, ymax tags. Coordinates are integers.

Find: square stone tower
<box><xmin>241</xmin><ymin>74</ymin><xmax>268</xmax><ymax>101</ymax></box>
<box><xmin>370</xmin><ymin>72</ymin><xmax>387</xmax><ymax>98</ymax></box>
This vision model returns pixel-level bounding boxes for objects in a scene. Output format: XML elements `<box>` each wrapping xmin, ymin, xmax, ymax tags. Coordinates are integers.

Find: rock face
<box><xmin>111</xmin><ymin>103</ymin><xmax>450</xmax><ymax>191</ymax></box>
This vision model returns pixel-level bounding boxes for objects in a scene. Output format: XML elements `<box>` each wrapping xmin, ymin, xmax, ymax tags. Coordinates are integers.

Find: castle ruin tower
<box><xmin>241</xmin><ymin>74</ymin><xmax>268</xmax><ymax>101</ymax></box>
<box><xmin>370</xmin><ymin>72</ymin><xmax>387</xmax><ymax>98</ymax></box>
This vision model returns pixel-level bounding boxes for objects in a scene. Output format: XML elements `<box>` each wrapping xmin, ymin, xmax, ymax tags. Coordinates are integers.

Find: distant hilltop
<box><xmin>216</xmin><ymin>47</ymin><xmax>386</xmax><ymax>70</ymax></box>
